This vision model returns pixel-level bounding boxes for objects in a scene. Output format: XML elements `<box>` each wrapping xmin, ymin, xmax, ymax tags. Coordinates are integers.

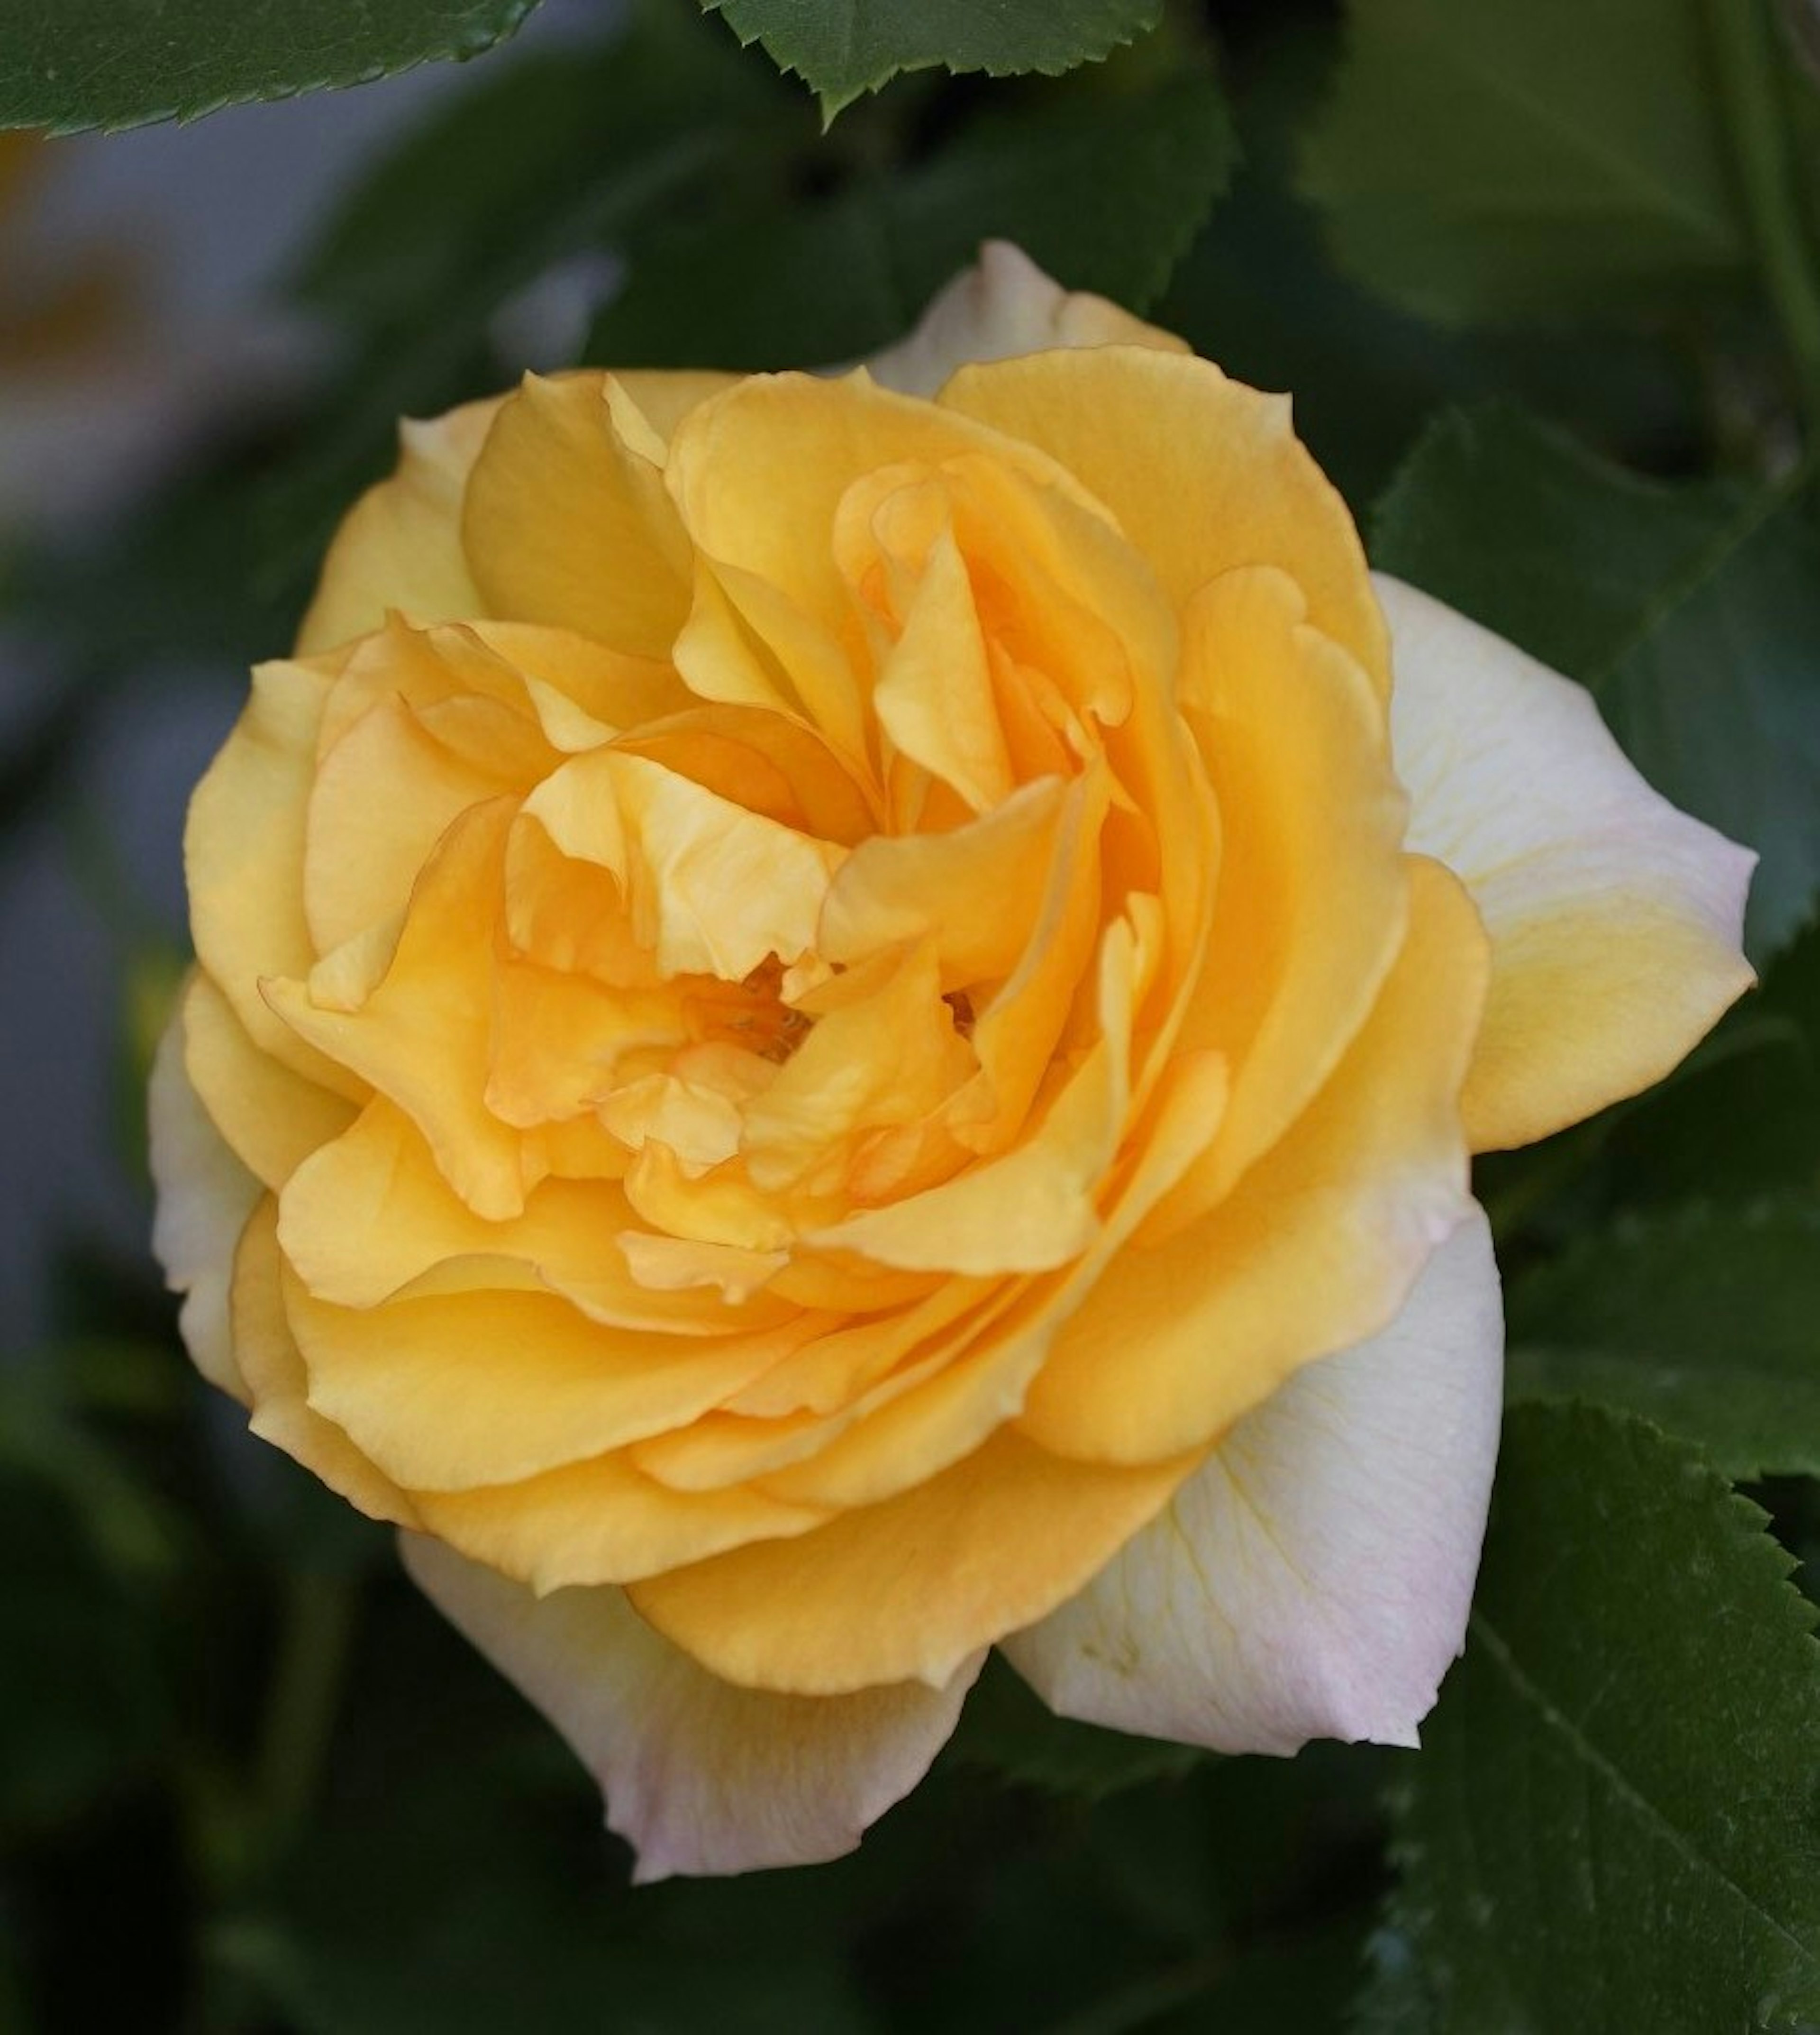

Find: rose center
<box><xmin>683</xmin><ymin>956</ymin><xmax>812</xmax><ymax>1064</ymax></box>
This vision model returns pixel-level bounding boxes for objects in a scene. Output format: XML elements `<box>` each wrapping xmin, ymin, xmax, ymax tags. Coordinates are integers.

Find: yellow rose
<box><xmin>151</xmin><ymin>242</ymin><xmax>1752</xmax><ymax>1879</ymax></box>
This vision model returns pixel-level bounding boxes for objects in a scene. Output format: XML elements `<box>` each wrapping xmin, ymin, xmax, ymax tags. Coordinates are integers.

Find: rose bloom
<box><xmin>151</xmin><ymin>244</ymin><xmax>1752</xmax><ymax>1879</ymax></box>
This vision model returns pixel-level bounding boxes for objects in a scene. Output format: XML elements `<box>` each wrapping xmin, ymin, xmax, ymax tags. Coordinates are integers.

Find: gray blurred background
<box><xmin>0</xmin><ymin>0</ymin><xmax>609</xmax><ymax>1347</ymax></box>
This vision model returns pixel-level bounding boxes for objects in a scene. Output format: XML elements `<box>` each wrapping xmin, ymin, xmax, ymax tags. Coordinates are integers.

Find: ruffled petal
<box><xmin>402</xmin><ymin>1533</ymin><xmax>980</xmax><ymax>1880</ymax></box>
<box><xmin>1004</xmin><ymin>1204</ymin><xmax>1502</xmax><ymax>1753</ymax></box>
<box><xmin>1154</xmin><ymin>565</ymin><xmax>1409</xmax><ymax>1231</ymax></box>
<box><xmin>939</xmin><ymin>347</ymin><xmax>1390</xmax><ymax>697</ymax></box>
<box><xmin>461</xmin><ymin>374</ymin><xmax>694</xmax><ymax>656</ymax></box>
<box><xmin>1019</xmin><ymin>857</ymin><xmax>1485</xmax><ymax>1465</ymax></box>
<box><xmin>1379</xmin><ymin>574</ymin><xmax>1756</xmax><ymax>1150</ymax></box>
<box><xmin>265</xmin><ymin>800</ymin><xmax>525</xmax><ymax>1219</ymax></box>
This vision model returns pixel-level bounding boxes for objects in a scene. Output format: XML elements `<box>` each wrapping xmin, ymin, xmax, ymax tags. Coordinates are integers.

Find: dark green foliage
<box><xmin>586</xmin><ymin>56</ymin><xmax>1235</xmax><ymax>369</ymax></box>
<box><xmin>1508</xmin><ymin>1199</ymin><xmax>1820</xmax><ymax>1478</ymax></box>
<box><xmin>1379</xmin><ymin>1407</ymin><xmax>1820</xmax><ymax>2032</ymax></box>
<box><xmin>0</xmin><ymin>0</ymin><xmax>542</xmax><ymax>135</ymax></box>
<box><xmin>704</xmin><ymin>0</ymin><xmax>1164</xmax><ymax>117</ymax></box>
<box><xmin>1300</xmin><ymin>0</ymin><xmax>1749</xmax><ymax>324</ymax></box>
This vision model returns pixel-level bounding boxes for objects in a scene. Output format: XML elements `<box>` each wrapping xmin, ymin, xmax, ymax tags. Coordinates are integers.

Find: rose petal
<box><xmin>1150</xmin><ymin>564</ymin><xmax>1410</xmax><ymax>1232</ymax></box>
<box><xmin>186</xmin><ymin>656</ymin><xmax>362</xmax><ymax>1095</ymax></box>
<box><xmin>1378</xmin><ymin>574</ymin><xmax>1756</xmax><ymax>1150</ymax></box>
<box><xmin>148</xmin><ymin>1003</ymin><xmax>258</xmax><ymax>1404</ymax></box>
<box><xmin>299</xmin><ymin>395</ymin><xmax>501</xmax><ymax>653</ymax></box>
<box><xmin>629</xmin><ymin>1428</ymin><xmax>1193</xmax><ymax>1696</ymax></box>
<box><xmin>1004</xmin><ymin>1202</ymin><xmax>1502</xmax><ymax>1753</ymax></box>
<box><xmin>411</xmin><ymin>1442</ymin><xmax>829</xmax><ymax>1590</ymax></box>
<box><xmin>664</xmin><ymin>368</ymin><xmax>1105</xmax><ymax>669</ymax></box>
<box><xmin>401</xmin><ymin>1532</ymin><xmax>980</xmax><ymax>1880</ymax></box>
<box><xmin>182</xmin><ymin>972</ymin><xmax>355</xmax><ymax>1191</ymax></box>
<box><xmin>940</xmin><ymin>347</ymin><xmax>1391</xmax><ymax>698</ymax></box>
<box><xmin>520</xmin><ymin>748</ymin><xmax>843</xmax><ymax>983</ymax></box>
<box><xmin>1020</xmin><ymin>857</ymin><xmax>1485</xmax><ymax>1465</ymax></box>
<box><xmin>265</xmin><ymin>800</ymin><xmax>526</xmax><ymax>1219</ymax></box>
<box><xmin>231</xmin><ymin>1199</ymin><xmax>419</xmax><ymax>1524</ymax></box>
<box><xmin>865</xmin><ymin>240</ymin><xmax>1188</xmax><ymax>400</ymax></box>
<box><xmin>461</xmin><ymin>374</ymin><xmax>695</xmax><ymax>657</ymax></box>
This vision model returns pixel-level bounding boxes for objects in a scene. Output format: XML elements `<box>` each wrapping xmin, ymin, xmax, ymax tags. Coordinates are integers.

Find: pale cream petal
<box><xmin>402</xmin><ymin>1533</ymin><xmax>979</xmax><ymax>1880</ymax></box>
<box><xmin>148</xmin><ymin>1004</ymin><xmax>257</xmax><ymax>1404</ymax></box>
<box><xmin>1378</xmin><ymin>574</ymin><xmax>1756</xmax><ymax>1150</ymax></box>
<box><xmin>865</xmin><ymin>241</ymin><xmax>1189</xmax><ymax>399</ymax></box>
<box><xmin>1004</xmin><ymin>1205</ymin><xmax>1502</xmax><ymax>1753</ymax></box>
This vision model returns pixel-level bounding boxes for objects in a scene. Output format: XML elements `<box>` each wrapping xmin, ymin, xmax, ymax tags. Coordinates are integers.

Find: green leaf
<box><xmin>1372</xmin><ymin>402</ymin><xmax>1820</xmax><ymax>958</ymax></box>
<box><xmin>1507</xmin><ymin>1199</ymin><xmax>1820</xmax><ymax>1479</ymax></box>
<box><xmin>294</xmin><ymin>6</ymin><xmax>785</xmax><ymax>332</ymax></box>
<box><xmin>0</xmin><ymin>1466</ymin><xmax>165</xmax><ymax>1838</ymax></box>
<box><xmin>1298</xmin><ymin>0</ymin><xmax>1749</xmax><ymax>325</ymax></box>
<box><xmin>703</xmin><ymin>0</ymin><xmax>1163</xmax><ymax>117</ymax></box>
<box><xmin>1385</xmin><ymin>1405</ymin><xmax>1820</xmax><ymax>2032</ymax></box>
<box><xmin>587</xmin><ymin>61</ymin><xmax>1235</xmax><ymax>370</ymax></box>
<box><xmin>0</xmin><ymin>0</ymin><xmax>541</xmax><ymax>136</ymax></box>
<box><xmin>1593</xmin><ymin>915</ymin><xmax>1820</xmax><ymax>1212</ymax></box>
<box><xmin>9</xmin><ymin>6</ymin><xmax>781</xmax><ymax>705</ymax></box>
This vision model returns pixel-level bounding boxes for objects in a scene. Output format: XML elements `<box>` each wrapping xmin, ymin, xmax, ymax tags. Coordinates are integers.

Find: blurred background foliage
<box><xmin>2</xmin><ymin>0</ymin><xmax>1820</xmax><ymax>2028</ymax></box>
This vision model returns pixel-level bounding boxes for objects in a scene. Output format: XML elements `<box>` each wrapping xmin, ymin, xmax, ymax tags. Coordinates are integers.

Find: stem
<box><xmin>1708</xmin><ymin>0</ymin><xmax>1820</xmax><ymax>441</ymax></box>
<box><xmin>254</xmin><ymin>1569</ymin><xmax>358</xmax><ymax>1861</ymax></box>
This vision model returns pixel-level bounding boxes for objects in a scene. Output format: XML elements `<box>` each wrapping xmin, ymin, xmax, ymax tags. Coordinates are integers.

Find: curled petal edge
<box><xmin>1003</xmin><ymin>1202</ymin><xmax>1504</xmax><ymax>1754</ymax></box>
<box><xmin>402</xmin><ymin>1532</ymin><xmax>981</xmax><ymax>1880</ymax></box>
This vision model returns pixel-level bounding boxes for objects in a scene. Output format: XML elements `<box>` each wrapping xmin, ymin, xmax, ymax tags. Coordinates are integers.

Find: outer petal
<box><xmin>461</xmin><ymin>374</ymin><xmax>693</xmax><ymax>658</ymax></box>
<box><xmin>1003</xmin><ymin>1204</ymin><xmax>1502</xmax><ymax>1753</ymax></box>
<box><xmin>148</xmin><ymin>1004</ymin><xmax>257</xmax><ymax>1404</ymax></box>
<box><xmin>629</xmin><ymin>1429</ymin><xmax>1193</xmax><ymax>1696</ymax></box>
<box><xmin>1019</xmin><ymin>857</ymin><xmax>1485</xmax><ymax>1465</ymax></box>
<box><xmin>1379</xmin><ymin>575</ymin><xmax>1756</xmax><ymax>1151</ymax></box>
<box><xmin>401</xmin><ymin>1533</ymin><xmax>981</xmax><ymax>1880</ymax></box>
<box><xmin>865</xmin><ymin>240</ymin><xmax>1188</xmax><ymax>399</ymax></box>
<box><xmin>940</xmin><ymin>347</ymin><xmax>1391</xmax><ymax>699</ymax></box>
<box><xmin>298</xmin><ymin>396</ymin><xmax>500</xmax><ymax>653</ymax></box>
